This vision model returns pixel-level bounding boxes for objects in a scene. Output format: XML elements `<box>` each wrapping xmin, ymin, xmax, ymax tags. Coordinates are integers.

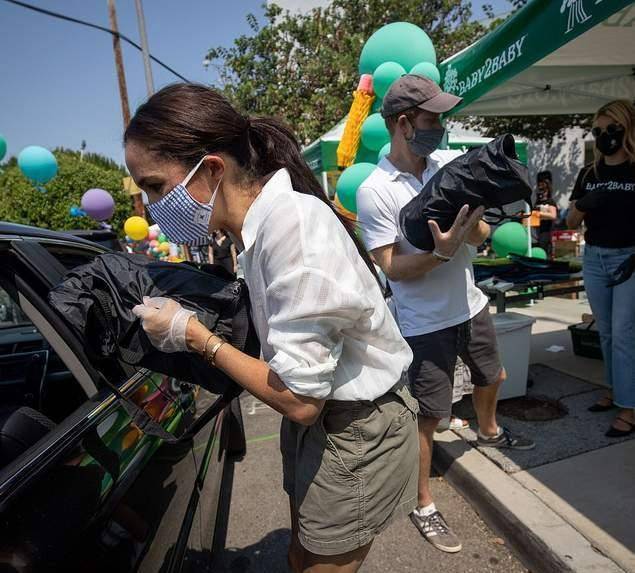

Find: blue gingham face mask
<box><xmin>146</xmin><ymin>157</ymin><xmax>221</xmax><ymax>246</ymax></box>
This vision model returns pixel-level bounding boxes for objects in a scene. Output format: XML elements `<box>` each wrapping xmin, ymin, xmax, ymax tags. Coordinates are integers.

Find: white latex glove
<box><xmin>132</xmin><ymin>296</ymin><xmax>196</xmax><ymax>353</ymax></box>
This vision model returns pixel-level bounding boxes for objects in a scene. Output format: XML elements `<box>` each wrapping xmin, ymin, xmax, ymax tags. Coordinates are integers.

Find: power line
<box><xmin>2</xmin><ymin>0</ymin><xmax>190</xmax><ymax>83</ymax></box>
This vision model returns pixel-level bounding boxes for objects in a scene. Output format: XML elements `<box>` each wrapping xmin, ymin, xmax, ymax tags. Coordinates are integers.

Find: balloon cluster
<box><xmin>124</xmin><ymin>221</ymin><xmax>182</xmax><ymax>263</ymax></box>
<box><xmin>334</xmin><ymin>22</ymin><xmax>439</xmax><ymax>219</ymax></box>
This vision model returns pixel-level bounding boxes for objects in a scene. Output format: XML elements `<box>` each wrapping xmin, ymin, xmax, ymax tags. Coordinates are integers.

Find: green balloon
<box><xmin>491</xmin><ymin>222</ymin><xmax>528</xmax><ymax>257</ymax></box>
<box><xmin>355</xmin><ymin>144</ymin><xmax>379</xmax><ymax>165</ymax></box>
<box><xmin>0</xmin><ymin>135</ymin><xmax>6</xmax><ymax>162</ymax></box>
<box><xmin>359</xmin><ymin>22</ymin><xmax>437</xmax><ymax>75</ymax></box>
<box><xmin>410</xmin><ymin>62</ymin><xmax>441</xmax><ymax>84</ymax></box>
<box><xmin>335</xmin><ymin>163</ymin><xmax>376</xmax><ymax>214</ymax></box>
<box><xmin>158</xmin><ymin>233</ymin><xmax>167</xmax><ymax>243</ymax></box>
<box><xmin>378</xmin><ymin>142</ymin><xmax>391</xmax><ymax>160</ymax></box>
<box><xmin>371</xmin><ymin>97</ymin><xmax>383</xmax><ymax>114</ymax></box>
<box><xmin>373</xmin><ymin>61</ymin><xmax>406</xmax><ymax>99</ymax></box>
<box><xmin>531</xmin><ymin>247</ymin><xmax>548</xmax><ymax>260</ymax></box>
<box><xmin>361</xmin><ymin>113</ymin><xmax>390</xmax><ymax>152</ymax></box>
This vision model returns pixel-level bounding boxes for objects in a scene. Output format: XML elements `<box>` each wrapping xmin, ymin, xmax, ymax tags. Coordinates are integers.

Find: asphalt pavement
<box><xmin>214</xmin><ymin>394</ymin><xmax>528</xmax><ymax>573</ymax></box>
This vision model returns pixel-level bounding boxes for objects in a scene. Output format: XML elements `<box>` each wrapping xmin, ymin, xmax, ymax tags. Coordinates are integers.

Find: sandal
<box><xmin>605</xmin><ymin>417</ymin><xmax>635</xmax><ymax>438</ymax></box>
<box><xmin>588</xmin><ymin>397</ymin><xmax>615</xmax><ymax>412</ymax></box>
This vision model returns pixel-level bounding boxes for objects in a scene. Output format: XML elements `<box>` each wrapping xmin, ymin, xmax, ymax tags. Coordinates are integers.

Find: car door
<box><xmin>0</xmin><ymin>238</ymin><xmax>238</xmax><ymax>572</ymax></box>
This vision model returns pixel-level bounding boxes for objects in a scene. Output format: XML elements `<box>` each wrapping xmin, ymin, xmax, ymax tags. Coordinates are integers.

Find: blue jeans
<box><xmin>583</xmin><ymin>244</ymin><xmax>635</xmax><ymax>408</ymax></box>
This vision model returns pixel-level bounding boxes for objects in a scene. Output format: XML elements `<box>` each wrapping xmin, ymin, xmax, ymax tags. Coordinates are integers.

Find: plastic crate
<box><xmin>568</xmin><ymin>322</ymin><xmax>603</xmax><ymax>360</ymax></box>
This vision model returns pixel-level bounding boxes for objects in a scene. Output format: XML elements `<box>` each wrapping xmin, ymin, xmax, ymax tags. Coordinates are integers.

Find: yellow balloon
<box><xmin>159</xmin><ymin>242</ymin><xmax>170</xmax><ymax>253</ymax></box>
<box><xmin>124</xmin><ymin>216</ymin><xmax>149</xmax><ymax>241</ymax></box>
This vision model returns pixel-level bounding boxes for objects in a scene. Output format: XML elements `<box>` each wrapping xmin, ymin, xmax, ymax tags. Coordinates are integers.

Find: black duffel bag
<box><xmin>399</xmin><ymin>134</ymin><xmax>532</xmax><ymax>251</ymax></box>
<box><xmin>48</xmin><ymin>252</ymin><xmax>259</xmax><ymax>397</ymax></box>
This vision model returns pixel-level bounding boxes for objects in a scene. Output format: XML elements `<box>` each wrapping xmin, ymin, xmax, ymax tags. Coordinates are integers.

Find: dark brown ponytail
<box><xmin>124</xmin><ymin>83</ymin><xmax>377</xmax><ymax>279</ymax></box>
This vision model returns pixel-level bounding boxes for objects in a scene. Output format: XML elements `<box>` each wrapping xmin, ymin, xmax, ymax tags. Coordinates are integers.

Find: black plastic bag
<box><xmin>399</xmin><ymin>134</ymin><xmax>532</xmax><ymax>251</ymax></box>
<box><xmin>48</xmin><ymin>253</ymin><xmax>259</xmax><ymax>396</ymax></box>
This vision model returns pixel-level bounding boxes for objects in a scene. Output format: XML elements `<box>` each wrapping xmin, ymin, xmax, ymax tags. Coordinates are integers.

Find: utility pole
<box><xmin>107</xmin><ymin>0</ymin><xmax>131</xmax><ymax>128</ymax></box>
<box><xmin>107</xmin><ymin>0</ymin><xmax>144</xmax><ymax>217</ymax></box>
<box><xmin>134</xmin><ymin>0</ymin><xmax>154</xmax><ymax>98</ymax></box>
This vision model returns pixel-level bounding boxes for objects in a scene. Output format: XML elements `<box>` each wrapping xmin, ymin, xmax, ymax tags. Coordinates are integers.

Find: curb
<box><xmin>432</xmin><ymin>431</ymin><xmax>626</xmax><ymax>573</ymax></box>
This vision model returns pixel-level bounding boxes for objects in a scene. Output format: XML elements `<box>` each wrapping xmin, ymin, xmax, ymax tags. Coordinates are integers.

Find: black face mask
<box><xmin>595</xmin><ymin>129</ymin><xmax>625</xmax><ymax>156</ymax></box>
<box><xmin>405</xmin><ymin>119</ymin><xmax>445</xmax><ymax>158</ymax></box>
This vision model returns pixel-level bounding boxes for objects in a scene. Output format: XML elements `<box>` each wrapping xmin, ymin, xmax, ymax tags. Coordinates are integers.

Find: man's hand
<box><xmin>428</xmin><ymin>205</ymin><xmax>485</xmax><ymax>258</ymax></box>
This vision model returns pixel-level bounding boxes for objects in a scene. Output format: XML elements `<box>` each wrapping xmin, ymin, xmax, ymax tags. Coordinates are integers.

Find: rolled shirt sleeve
<box><xmin>265</xmin><ymin>265</ymin><xmax>371</xmax><ymax>399</ymax></box>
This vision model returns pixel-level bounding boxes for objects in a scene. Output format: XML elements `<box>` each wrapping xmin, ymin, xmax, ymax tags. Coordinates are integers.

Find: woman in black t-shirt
<box><xmin>568</xmin><ymin>99</ymin><xmax>635</xmax><ymax>438</ymax></box>
<box><xmin>534</xmin><ymin>170</ymin><xmax>558</xmax><ymax>255</ymax></box>
<box><xmin>209</xmin><ymin>229</ymin><xmax>237</xmax><ymax>276</ymax></box>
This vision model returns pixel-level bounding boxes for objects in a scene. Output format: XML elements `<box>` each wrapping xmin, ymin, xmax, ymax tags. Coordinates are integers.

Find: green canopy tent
<box><xmin>440</xmin><ymin>0</ymin><xmax>635</xmax><ymax>116</ymax></box>
<box><xmin>303</xmin><ymin>0</ymin><xmax>634</xmax><ymax>185</ymax></box>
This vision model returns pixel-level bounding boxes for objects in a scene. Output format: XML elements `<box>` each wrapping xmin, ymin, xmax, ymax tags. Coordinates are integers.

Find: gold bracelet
<box><xmin>204</xmin><ymin>337</ymin><xmax>226</xmax><ymax>367</ymax></box>
<box><xmin>202</xmin><ymin>333</ymin><xmax>215</xmax><ymax>356</ymax></box>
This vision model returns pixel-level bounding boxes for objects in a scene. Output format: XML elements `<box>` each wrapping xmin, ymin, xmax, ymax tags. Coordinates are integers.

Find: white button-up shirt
<box><xmin>237</xmin><ymin>169</ymin><xmax>412</xmax><ymax>401</ymax></box>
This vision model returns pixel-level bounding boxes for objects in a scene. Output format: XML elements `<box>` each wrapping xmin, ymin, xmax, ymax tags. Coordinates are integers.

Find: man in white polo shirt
<box><xmin>357</xmin><ymin>75</ymin><xmax>535</xmax><ymax>554</ymax></box>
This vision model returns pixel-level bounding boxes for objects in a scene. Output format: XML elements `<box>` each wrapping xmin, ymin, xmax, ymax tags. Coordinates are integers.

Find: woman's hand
<box><xmin>132</xmin><ymin>296</ymin><xmax>196</xmax><ymax>353</ymax></box>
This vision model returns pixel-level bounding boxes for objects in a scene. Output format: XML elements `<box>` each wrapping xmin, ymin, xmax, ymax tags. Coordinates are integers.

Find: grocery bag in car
<box><xmin>48</xmin><ymin>253</ymin><xmax>259</xmax><ymax>396</ymax></box>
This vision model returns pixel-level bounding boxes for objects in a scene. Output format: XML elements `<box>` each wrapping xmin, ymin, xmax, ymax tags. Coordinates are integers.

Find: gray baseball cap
<box><xmin>380</xmin><ymin>74</ymin><xmax>462</xmax><ymax>118</ymax></box>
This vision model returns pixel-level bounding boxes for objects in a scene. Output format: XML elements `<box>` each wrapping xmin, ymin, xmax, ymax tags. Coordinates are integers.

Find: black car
<box><xmin>0</xmin><ymin>222</ymin><xmax>245</xmax><ymax>572</ymax></box>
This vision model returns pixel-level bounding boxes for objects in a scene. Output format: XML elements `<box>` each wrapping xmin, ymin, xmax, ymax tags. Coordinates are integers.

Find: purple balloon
<box><xmin>81</xmin><ymin>188</ymin><xmax>115</xmax><ymax>221</ymax></box>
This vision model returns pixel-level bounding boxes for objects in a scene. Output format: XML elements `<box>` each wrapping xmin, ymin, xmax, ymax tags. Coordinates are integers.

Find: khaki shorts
<box><xmin>280</xmin><ymin>381</ymin><xmax>419</xmax><ymax>556</ymax></box>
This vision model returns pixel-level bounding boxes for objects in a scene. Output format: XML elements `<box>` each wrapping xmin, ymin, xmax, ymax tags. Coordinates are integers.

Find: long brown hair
<box><xmin>124</xmin><ymin>83</ymin><xmax>376</xmax><ymax>278</ymax></box>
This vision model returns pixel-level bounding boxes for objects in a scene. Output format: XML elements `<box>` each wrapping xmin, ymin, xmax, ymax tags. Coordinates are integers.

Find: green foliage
<box><xmin>206</xmin><ymin>0</ymin><xmax>487</xmax><ymax>145</ymax></box>
<box><xmin>0</xmin><ymin>149</ymin><xmax>133</xmax><ymax>233</ymax></box>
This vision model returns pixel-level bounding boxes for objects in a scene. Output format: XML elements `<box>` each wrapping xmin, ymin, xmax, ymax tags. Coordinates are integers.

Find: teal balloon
<box><xmin>18</xmin><ymin>146</ymin><xmax>58</xmax><ymax>184</ymax></box>
<box><xmin>378</xmin><ymin>142</ymin><xmax>391</xmax><ymax>160</ymax></box>
<box><xmin>492</xmin><ymin>222</ymin><xmax>528</xmax><ymax>257</ymax></box>
<box><xmin>410</xmin><ymin>62</ymin><xmax>441</xmax><ymax>84</ymax></box>
<box><xmin>0</xmin><ymin>135</ymin><xmax>6</xmax><ymax>161</ymax></box>
<box><xmin>354</xmin><ymin>144</ymin><xmax>378</xmax><ymax>165</ymax></box>
<box><xmin>531</xmin><ymin>247</ymin><xmax>548</xmax><ymax>260</ymax></box>
<box><xmin>371</xmin><ymin>97</ymin><xmax>383</xmax><ymax>114</ymax></box>
<box><xmin>373</xmin><ymin>61</ymin><xmax>406</xmax><ymax>99</ymax></box>
<box><xmin>360</xmin><ymin>113</ymin><xmax>390</xmax><ymax>152</ymax></box>
<box><xmin>335</xmin><ymin>163</ymin><xmax>376</xmax><ymax>214</ymax></box>
<box><xmin>359</xmin><ymin>22</ymin><xmax>437</xmax><ymax>75</ymax></box>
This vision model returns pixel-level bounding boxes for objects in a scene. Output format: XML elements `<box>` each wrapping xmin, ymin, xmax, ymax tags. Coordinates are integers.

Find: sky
<box><xmin>0</xmin><ymin>0</ymin><xmax>511</xmax><ymax>165</ymax></box>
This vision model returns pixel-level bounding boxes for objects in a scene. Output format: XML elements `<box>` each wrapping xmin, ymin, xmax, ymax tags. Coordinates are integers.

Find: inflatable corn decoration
<box><xmin>336</xmin><ymin>75</ymin><xmax>375</xmax><ymax>168</ymax></box>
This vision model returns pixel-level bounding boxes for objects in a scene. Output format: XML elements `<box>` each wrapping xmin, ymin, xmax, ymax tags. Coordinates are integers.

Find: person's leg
<box><xmin>602</xmin><ymin>247</ymin><xmax>635</xmax><ymax>433</ymax></box>
<box><xmin>460</xmin><ymin>306</ymin><xmax>534</xmax><ymax>449</ymax></box>
<box><xmin>405</xmin><ymin>329</ymin><xmax>462</xmax><ymax>552</ymax></box>
<box><xmin>417</xmin><ymin>415</ymin><xmax>441</xmax><ymax>507</ymax></box>
<box><xmin>288</xmin><ymin>498</ymin><xmax>305</xmax><ymax>573</ymax></box>
<box><xmin>472</xmin><ymin>370</ymin><xmax>504</xmax><ymax>437</ymax></box>
<box><xmin>583</xmin><ymin>245</ymin><xmax>614</xmax><ymax>396</ymax></box>
<box><xmin>301</xmin><ymin>541</ymin><xmax>373</xmax><ymax>573</ymax></box>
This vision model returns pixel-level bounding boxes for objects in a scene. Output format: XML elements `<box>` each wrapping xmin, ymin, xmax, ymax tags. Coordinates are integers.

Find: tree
<box><xmin>208</xmin><ymin>0</ymin><xmax>592</xmax><ymax>143</ymax></box>
<box><xmin>0</xmin><ymin>149</ymin><xmax>133</xmax><ymax>233</ymax></box>
<box><xmin>206</xmin><ymin>0</ymin><xmax>488</xmax><ymax>146</ymax></box>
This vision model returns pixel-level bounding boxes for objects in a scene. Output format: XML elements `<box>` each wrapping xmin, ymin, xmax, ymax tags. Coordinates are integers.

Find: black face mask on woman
<box><xmin>593</xmin><ymin>125</ymin><xmax>625</xmax><ymax>156</ymax></box>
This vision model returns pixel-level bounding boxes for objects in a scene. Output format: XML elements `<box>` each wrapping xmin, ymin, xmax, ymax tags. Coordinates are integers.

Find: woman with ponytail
<box><xmin>127</xmin><ymin>84</ymin><xmax>418</xmax><ymax>572</ymax></box>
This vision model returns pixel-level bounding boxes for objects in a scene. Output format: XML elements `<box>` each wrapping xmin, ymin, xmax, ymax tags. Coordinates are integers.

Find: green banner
<box><xmin>440</xmin><ymin>0</ymin><xmax>633</xmax><ymax>114</ymax></box>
